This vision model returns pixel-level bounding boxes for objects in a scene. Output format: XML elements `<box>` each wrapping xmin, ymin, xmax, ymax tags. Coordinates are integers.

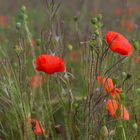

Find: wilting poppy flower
<box><xmin>97</xmin><ymin>76</ymin><xmax>114</xmax><ymax>93</ymax></box>
<box><xmin>31</xmin><ymin>75</ymin><xmax>47</xmax><ymax>89</ymax></box>
<box><xmin>106</xmin><ymin>99</ymin><xmax>129</xmax><ymax>120</ymax></box>
<box><xmin>105</xmin><ymin>31</ymin><xmax>133</xmax><ymax>56</ymax></box>
<box><xmin>28</xmin><ymin>117</ymin><xmax>44</xmax><ymax>135</ymax></box>
<box><xmin>36</xmin><ymin>54</ymin><xmax>65</xmax><ymax>74</ymax></box>
<box><xmin>110</xmin><ymin>88</ymin><xmax>120</xmax><ymax>99</ymax></box>
<box><xmin>97</xmin><ymin>76</ymin><xmax>120</xmax><ymax>99</ymax></box>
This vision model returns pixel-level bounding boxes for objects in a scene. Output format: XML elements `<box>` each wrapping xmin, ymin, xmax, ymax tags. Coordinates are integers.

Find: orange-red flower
<box><xmin>36</xmin><ymin>54</ymin><xmax>65</xmax><ymax>74</ymax></box>
<box><xmin>31</xmin><ymin>75</ymin><xmax>47</xmax><ymax>89</ymax></box>
<box><xmin>28</xmin><ymin>117</ymin><xmax>44</xmax><ymax>135</ymax></box>
<box><xmin>105</xmin><ymin>31</ymin><xmax>133</xmax><ymax>56</ymax></box>
<box><xmin>97</xmin><ymin>76</ymin><xmax>120</xmax><ymax>99</ymax></box>
<box><xmin>106</xmin><ymin>99</ymin><xmax>129</xmax><ymax>120</ymax></box>
<box><xmin>97</xmin><ymin>76</ymin><xmax>114</xmax><ymax>93</ymax></box>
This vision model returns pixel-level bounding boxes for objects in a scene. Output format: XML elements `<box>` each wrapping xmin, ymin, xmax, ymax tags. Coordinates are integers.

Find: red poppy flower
<box><xmin>28</xmin><ymin>117</ymin><xmax>44</xmax><ymax>135</ymax></box>
<box><xmin>110</xmin><ymin>88</ymin><xmax>120</xmax><ymax>99</ymax></box>
<box><xmin>36</xmin><ymin>54</ymin><xmax>65</xmax><ymax>74</ymax></box>
<box><xmin>106</xmin><ymin>99</ymin><xmax>129</xmax><ymax>120</ymax></box>
<box><xmin>105</xmin><ymin>31</ymin><xmax>133</xmax><ymax>56</ymax></box>
<box><xmin>97</xmin><ymin>76</ymin><xmax>120</xmax><ymax>99</ymax></box>
<box><xmin>97</xmin><ymin>76</ymin><xmax>114</xmax><ymax>93</ymax></box>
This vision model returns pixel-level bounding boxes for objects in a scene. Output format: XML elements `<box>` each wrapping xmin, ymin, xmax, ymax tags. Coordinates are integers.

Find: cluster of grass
<box><xmin>0</xmin><ymin>0</ymin><xmax>140</xmax><ymax>140</ymax></box>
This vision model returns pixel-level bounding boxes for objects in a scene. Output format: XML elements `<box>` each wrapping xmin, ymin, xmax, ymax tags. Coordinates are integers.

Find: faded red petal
<box><xmin>106</xmin><ymin>99</ymin><xmax>118</xmax><ymax>117</ymax></box>
<box><xmin>105</xmin><ymin>31</ymin><xmax>133</xmax><ymax>56</ymax></box>
<box><xmin>97</xmin><ymin>76</ymin><xmax>114</xmax><ymax>93</ymax></box>
<box><xmin>106</xmin><ymin>99</ymin><xmax>129</xmax><ymax>121</ymax></box>
<box><xmin>110</xmin><ymin>88</ymin><xmax>120</xmax><ymax>99</ymax></box>
<box><xmin>120</xmin><ymin>105</ymin><xmax>129</xmax><ymax>121</ymax></box>
<box><xmin>28</xmin><ymin>117</ymin><xmax>44</xmax><ymax>135</ymax></box>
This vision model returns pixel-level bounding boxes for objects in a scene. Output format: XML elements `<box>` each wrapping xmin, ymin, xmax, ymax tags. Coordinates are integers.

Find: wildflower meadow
<box><xmin>0</xmin><ymin>0</ymin><xmax>140</xmax><ymax>140</ymax></box>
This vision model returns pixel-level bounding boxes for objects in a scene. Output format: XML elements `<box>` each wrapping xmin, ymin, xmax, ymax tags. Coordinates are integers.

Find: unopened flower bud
<box><xmin>16</xmin><ymin>22</ymin><xmax>21</xmax><ymax>30</ymax></box>
<box><xmin>21</xmin><ymin>5</ymin><xmax>26</xmax><ymax>13</ymax></box>
<box><xmin>97</xmin><ymin>14</ymin><xmax>102</xmax><ymax>21</ymax></box>
<box><xmin>101</xmin><ymin>126</ymin><xmax>108</xmax><ymax>137</ymax></box>
<box><xmin>36</xmin><ymin>39</ymin><xmax>41</xmax><ymax>46</ymax></box>
<box><xmin>122</xmin><ymin>72</ymin><xmax>127</xmax><ymax>77</ymax></box>
<box><xmin>132</xmin><ymin>123</ymin><xmax>138</xmax><ymax>130</ymax></box>
<box><xmin>91</xmin><ymin>18</ymin><xmax>97</xmax><ymax>25</ymax></box>
<box><xmin>120</xmin><ymin>93</ymin><xmax>125</xmax><ymax>101</ymax></box>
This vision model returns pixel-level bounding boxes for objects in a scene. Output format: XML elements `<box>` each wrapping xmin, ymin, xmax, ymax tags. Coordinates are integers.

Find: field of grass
<box><xmin>0</xmin><ymin>0</ymin><xmax>140</xmax><ymax>140</ymax></box>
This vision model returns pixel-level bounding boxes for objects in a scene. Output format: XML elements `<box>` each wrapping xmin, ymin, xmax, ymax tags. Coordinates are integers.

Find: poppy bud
<box><xmin>68</xmin><ymin>44</ymin><xmax>73</xmax><ymax>51</ymax></box>
<box><xmin>122</xmin><ymin>72</ymin><xmax>127</xmax><ymax>77</ymax></box>
<box><xmin>16</xmin><ymin>22</ymin><xmax>21</xmax><ymax>30</ymax></box>
<box><xmin>36</xmin><ymin>39</ymin><xmax>41</xmax><ymax>46</ymax></box>
<box><xmin>132</xmin><ymin>39</ymin><xmax>140</xmax><ymax>50</ymax></box>
<box><xmin>120</xmin><ymin>93</ymin><xmax>125</xmax><ymax>101</ymax></box>
<box><xmin>91</xmin><ymin>18</ymin><xmax>97</xmax><ymax>25</ymax></box>
<box><xmin>95</xmin><ymin>31</ymin><xmax>100</xmax><ymax>36</ymax></box>
<box><xmin>101</xmin><ymin>126</ymin><xmax>109</xmax><ymax>137</ymax></box>
<box><xmin>97</xmin><ymin>14</ymin><xmax>102</xmax><ymax>21</ymax></box>
<box><xmin>21</xmin><ymin>5</ymin><xmax>26</xmax><ymax>13</ymax></box>
<box><xmin>132</xmin><ymin>123</ymin><xmax>138</xmax><ymax>130</ymax></box>
<box><xmin>24</xmin><ymin>14</ymin><xmax>28</xmax><ymax>20</ymax></box>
